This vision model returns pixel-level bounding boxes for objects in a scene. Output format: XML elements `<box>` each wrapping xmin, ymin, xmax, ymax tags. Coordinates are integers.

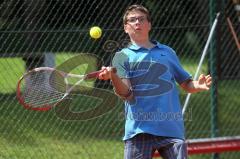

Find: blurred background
<box><xmin>0</xmin><ymin>0</ymin><xmax>239</xmax><ymax>158</ymax></box>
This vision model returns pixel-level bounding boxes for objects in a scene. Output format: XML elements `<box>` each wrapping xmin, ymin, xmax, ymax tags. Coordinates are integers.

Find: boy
<box><xmin>99</xmin><ymin>4</ymin><xmax>212</xmax><ymax>159</ymax></box>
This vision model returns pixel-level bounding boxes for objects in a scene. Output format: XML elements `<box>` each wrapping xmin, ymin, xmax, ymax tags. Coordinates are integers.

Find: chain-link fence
<box><xmin>0</xmin><ymin>0</ymin><xmax>239</xmax><ymax>158</ymax></box>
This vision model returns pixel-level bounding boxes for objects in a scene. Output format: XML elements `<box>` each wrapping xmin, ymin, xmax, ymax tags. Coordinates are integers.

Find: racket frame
<box><xmin>16</xmin><ymin>67</ymin><xmax>101</xmax><ymax>111</ymax></box>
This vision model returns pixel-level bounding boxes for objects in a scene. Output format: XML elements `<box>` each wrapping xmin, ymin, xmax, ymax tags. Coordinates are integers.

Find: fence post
<box><xmin>209</xmin><ymin>0</ymin><xmax>220</xmax><ymax>159</ymax></box>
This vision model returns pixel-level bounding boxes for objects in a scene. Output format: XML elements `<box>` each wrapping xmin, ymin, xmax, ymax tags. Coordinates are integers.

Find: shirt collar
<box><xmin>128</xmin><ymin>43</ymin><xmax>141</xmax><ymax>50</ymax></box>
<box><xmin>127</xmin><ymin>41</ymin><xmax>167</xmax><ymax>56</ymax></box>
<box><xmin>128</xmin><ymin>40</ymin><xmax>164</xmax><ymax>50</ymax></box>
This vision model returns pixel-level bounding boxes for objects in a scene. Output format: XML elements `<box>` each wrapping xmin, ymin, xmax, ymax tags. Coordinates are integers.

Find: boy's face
<box><xmin>124</xmin><ymin>10</ymin><xmax>151</xmax><ymax>39</ymax></box>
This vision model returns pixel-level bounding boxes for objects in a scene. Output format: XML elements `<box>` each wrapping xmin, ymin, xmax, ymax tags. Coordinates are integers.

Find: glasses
<box><xmin>126</xmin><ymin>16</ymin><xmax>147</xmax><ymax>24</ymax></box>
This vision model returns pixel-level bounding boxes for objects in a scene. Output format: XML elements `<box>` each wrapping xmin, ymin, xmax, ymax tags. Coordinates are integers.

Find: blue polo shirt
<box><xmin>112</xmin><ymin>41</ymin><xmax>191</xmax><ymax>140</ymax></box>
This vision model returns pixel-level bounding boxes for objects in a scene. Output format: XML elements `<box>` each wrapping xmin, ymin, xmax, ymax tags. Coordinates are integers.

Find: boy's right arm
<box><xmin>98</xmin><ymin>66</ymin><xmax>133</xmax><ymax>100</ymax></box>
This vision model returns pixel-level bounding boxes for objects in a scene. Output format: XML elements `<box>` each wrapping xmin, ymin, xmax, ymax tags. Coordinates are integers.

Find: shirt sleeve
<box><xmin>112</xmin><ymin>51</ymin><xmax>129</xmax><ymax>78</ymax></box>
<box><xmin>168</xmin><ymin>49</ymin><xmax>192</xmax><ymax>84</ymax></box>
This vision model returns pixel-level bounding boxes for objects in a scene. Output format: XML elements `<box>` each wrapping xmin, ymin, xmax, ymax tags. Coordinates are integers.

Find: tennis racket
<box><xmin>16</xmin><ymin>67</ymin><xmax>116</xmax><ymax>111</ymax></box>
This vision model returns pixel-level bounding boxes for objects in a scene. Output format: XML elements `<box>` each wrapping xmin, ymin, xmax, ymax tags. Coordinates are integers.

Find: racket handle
<box><xmin>86</xmin><ymin>71</ymin><xmax>101</xmax><ymax>79</ymax></box>
<box><xmin>85</xmin><ymin>67</ymin><xmax>117</xmax><ymax>79</ymax></box>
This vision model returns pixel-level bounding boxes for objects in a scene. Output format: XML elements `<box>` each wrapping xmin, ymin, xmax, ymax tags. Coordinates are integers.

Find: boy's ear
<box><xmin>149</xmin><ymin>22</ymin><xmax>152</xmax><ymax>31</ymax></box>
<box><xmin>124</xmin><ymin>24</ymin><xmax>128</xmax><ymax>33</ymax></box>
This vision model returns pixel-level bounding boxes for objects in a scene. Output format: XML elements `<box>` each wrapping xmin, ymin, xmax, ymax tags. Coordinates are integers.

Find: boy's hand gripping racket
<box><xmin>16</xmin><ymin>67</ymin><xmax>116</xmax><ymax>111</ymax></box>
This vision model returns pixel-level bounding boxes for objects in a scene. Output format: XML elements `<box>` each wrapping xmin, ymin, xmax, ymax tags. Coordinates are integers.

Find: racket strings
<box><xmin>21</xmin><ymin>70</ymin><xmax>67</xmax><ymax>107</ymax></box>
<box><xmin>23</xmin><ymin>85</ymin><xmax>64</xmax><ymax>106</ymax></box>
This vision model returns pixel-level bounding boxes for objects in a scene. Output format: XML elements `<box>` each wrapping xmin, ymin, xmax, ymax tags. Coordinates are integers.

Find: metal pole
<box><xmin>182</xmin><ymin>13</ymin><xmax>220</xmax><ymax>116</ymax></box>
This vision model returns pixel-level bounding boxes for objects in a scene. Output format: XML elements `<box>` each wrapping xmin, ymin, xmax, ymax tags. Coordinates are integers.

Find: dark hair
<box><xmin>123</xmin><ymin>4</ymin><xmax>151</xmax><ymax>24</ymax></box>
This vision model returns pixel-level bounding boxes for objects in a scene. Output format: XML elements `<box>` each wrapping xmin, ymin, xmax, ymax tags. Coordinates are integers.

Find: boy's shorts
<box><xmin>124</xmin><ymin>133</ymin><xmax>187</xmax><ymax>159</ymax></box>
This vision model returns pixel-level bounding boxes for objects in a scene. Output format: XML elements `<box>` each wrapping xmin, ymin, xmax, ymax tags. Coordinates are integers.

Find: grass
<box><xmin>0</xmin><ymin>92</ymin><xmax>123</xmax><ymax>159</ymax></box>
<box><xmin>0</xmin><ymin>55</ymin><xmax>239</xmax><ymax>158</ymax></box>
<box><xmin>0</xmin><ymin>57</ymin><xmax>25</xmax><ymax>94</ymax></box>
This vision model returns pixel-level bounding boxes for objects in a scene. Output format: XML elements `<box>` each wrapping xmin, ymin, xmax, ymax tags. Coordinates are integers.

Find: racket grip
<box><xmin>85</xmin><ymin>67</ymin><xmax>117</xmax><ymax>79</ymax></box>
<box><xmin>86</xmin><ymin>71</ymin><xmax>101</xmax><ymax>79</ymax></box>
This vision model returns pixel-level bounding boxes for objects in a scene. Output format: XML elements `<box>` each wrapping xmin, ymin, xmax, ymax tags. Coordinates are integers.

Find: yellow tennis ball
<box><xmin>89</xmin><ymin>26</ymin><xmax>102</xmax><ymax>39</ymax></box>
